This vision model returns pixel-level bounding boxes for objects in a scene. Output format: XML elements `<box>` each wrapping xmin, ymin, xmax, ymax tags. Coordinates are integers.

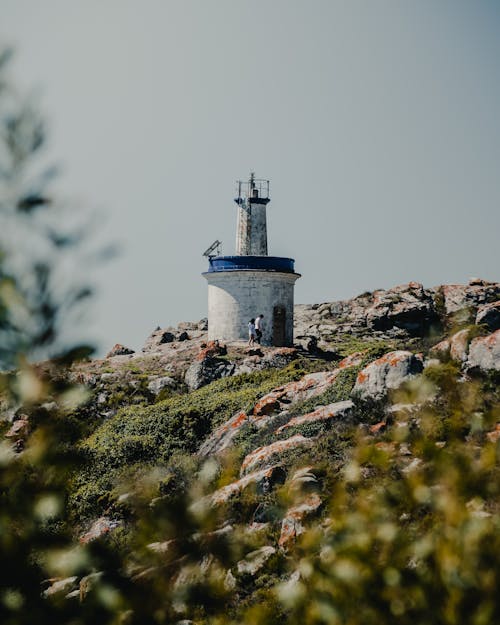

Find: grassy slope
<box><xmin>70</xmin><ymin>362</ymin><xmax>310</xmax><ymax>520</ymax></box>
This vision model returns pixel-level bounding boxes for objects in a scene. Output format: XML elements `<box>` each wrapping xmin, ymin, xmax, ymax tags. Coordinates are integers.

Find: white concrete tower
<box><xmin>203</xmin><ymin>174</ymin><xmax>300</xmax><ymax>346</ymax></box>
<box><xmin>235</xmin><ymin>173</ymin><xmax>269</xmax><ymax>256</ymax></box>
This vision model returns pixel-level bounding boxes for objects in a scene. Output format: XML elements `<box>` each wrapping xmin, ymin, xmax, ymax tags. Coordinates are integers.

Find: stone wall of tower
<box><xmin>235</xmin><ymin>202</ymin><xmax>268</xmax><ymax>256</ymax></box>
<box><xmin>248</xmin><ymin>204</ymin><xmax>268</xmax><ymax>255</ymax></box>
<box><xmin>235</xmin><ymin>204</ymin><xmax>251</xmax><ymax>255</ymax></box>
<box><xmin>204</xmin><ymin>270</ymin><xmax>299</xmax><ymax>346</ymax></box>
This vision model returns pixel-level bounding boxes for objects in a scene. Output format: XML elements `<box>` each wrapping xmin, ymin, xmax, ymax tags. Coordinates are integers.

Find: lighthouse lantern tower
<box><xmin>203</xmin><ymin>174</ymin><xmax>300</xmax><ymax>347</ymax></box>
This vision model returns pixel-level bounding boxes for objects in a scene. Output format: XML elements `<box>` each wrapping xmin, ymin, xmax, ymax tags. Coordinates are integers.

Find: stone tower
<box><xmin>203</xmin><ymin>174</ymin><xmax>300</xmax><ymax>346</ymax></box>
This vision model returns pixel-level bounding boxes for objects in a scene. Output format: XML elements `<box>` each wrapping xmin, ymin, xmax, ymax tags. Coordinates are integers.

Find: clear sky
<box><xmin>2</xmin><ymin>1</ymin><xmax>499</xmax><ymax>353</ymax></box>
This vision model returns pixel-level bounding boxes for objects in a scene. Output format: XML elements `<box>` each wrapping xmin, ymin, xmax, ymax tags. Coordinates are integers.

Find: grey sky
<box><xmin>2</xmin><ymin>1</ymin><xmax>499</xmax><ymax>353</ymax></box>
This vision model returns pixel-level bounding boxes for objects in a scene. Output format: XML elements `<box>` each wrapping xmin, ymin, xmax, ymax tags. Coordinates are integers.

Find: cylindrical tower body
<box><xmin>203</xmin><ymin>257</ymin><xmax>300</xmax><ymax>346</ymax></box>
<box><xmin>235</xmin><ymin>200</ymin><xmax>269</xmax><ymax>256</ymax></box>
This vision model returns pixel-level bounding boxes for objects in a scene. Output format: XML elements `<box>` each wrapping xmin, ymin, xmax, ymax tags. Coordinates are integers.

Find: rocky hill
<box><xmin>2</xmin><ymin>278</ymin><xmax>499</xmax><ymax>623</ymax></box>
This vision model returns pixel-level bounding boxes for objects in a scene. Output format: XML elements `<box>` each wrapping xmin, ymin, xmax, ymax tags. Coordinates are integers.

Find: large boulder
<box><xmin>365</xmin><ymin>282</ymin><xmax>437</xmax><ymax>334</ymax></box>
<box><xmin>429</xmin><ymin>328</ymin><xmax>472</xmax><ymax>363</ymax></box>
<box><xmin>147</xmin><ymin>376</ymin><xmax>176</xmax><ymax>395</ymax></box>
<box><xmin>274</xmin><ymin>400</ymin><xmax>354</xmax><ymax>435</ymax></box>
<box><xmin>261</xmin><ymin>347</ymin><xmax>298</xmax><ymax>369</ymax></box>
<box><xmin>476</xmin><ymin>301</ymin><xmax>500</xmax><ymax>332</ymax></box>
<box><xmin>429</xmin><ymin>338</ymin><xmax>450</xmax><ymax>360</ymax></box>
<box><xmin>197</xmin><ymin>318</ymin><xmax>208</xmax><ymax>331</ymax></box>
<box><xmin>208</xmin><ymin>465</ymin><xmax>287</xmax><ymax>506</ymax></box>
<box><xmin>106</xmin><ymin>344</ymin><xmax>135</xmax><ymax>358</ymax></box>
<box><xmin>158</xmin><ymin>331</ymin><xmax>175</xmax><ymax>344</ymax></box>
<box><xmin>79</xmin><ymin>517</ymin><xmax>122</xmax><ymax>544</ymax></box>
<box><xmin>196</xmin><ymin>340</ymin><xmax>227</xmax><ymax>361</ymax></box>
<box><xmin>236</xmin><ymin>546</ymin><xmax>276</xmax><ymax>576</ymax></box>
<box><xmin>352</xmin><ymin>351</ymin><xmax>423</xmax><ymax>401</ymax></box>
<box><xmin>241</xmin><ymin>435</ymin><xmax>314</xmax><ymax>474</ymax></box>
<box><xmin>467</xmin><ymin>330</ymin><xmax>500</xmax><ymax>372</ymax></box>
<box><xmin>184</xmin><ymin>357</ymin><xmax>235</xmax><ymax>391</ymax></box>
<box><xmin>43</xmin><ymin>577</ymin><xmax>79</xmax><ymax>598</ymax></box>
<box><xmin>279</xmin><ymin>493</ymin><xmax>322</xmax><ymax>551</ymax></box>
<box><xmin>449</xmin><ymin>329</ymin><xmax>470</xmax><ymax>363</ymax></box>
<box><xmin>441</xmin><ymin>279</ymin><xmax>500</xmax><ymax>316</ymax></box>
<box><xmin>5</xmin><ymin>415</ymin><xmax>30</xmax><ymax>441</ymax></box>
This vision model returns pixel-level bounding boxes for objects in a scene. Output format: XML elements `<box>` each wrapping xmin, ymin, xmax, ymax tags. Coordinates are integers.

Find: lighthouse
<box><xmin>203</xmin><ymin>174</ymin><xmax>300</xmax><ymax>346</ymax></box>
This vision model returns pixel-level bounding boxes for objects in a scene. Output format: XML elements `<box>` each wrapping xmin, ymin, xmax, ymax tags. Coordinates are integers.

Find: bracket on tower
<box><xmin>202</xmin><ymin>240</ymin><xmax>222</xmax><ymax>259</ymax></box>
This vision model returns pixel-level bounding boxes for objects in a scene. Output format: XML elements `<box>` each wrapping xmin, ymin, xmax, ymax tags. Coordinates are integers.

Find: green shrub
<box><xmin>71</xmin><ymin>364</ymin><xmax>305</xmax><ymax>518</ymax></box>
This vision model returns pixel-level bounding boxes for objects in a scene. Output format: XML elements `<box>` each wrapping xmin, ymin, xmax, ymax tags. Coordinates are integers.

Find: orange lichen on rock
<box><xmin>230</xmin><ymin>412</ymin><xmax>247</xmax><ymax>429</ymax></box>
<box><xmin>486</xmin><ymin>424</ymin><xmax>500</xmax><ymax>443</ymax></box>
<box><xmin>353</xmin><ymin>351</ymin><xmax>424</xmax><ymax>400</ymax></box>
<box><xmin>278</xmin><ymin>493</ymin><xmax>322</xmax><ymax>550</ymax></box>
<box><xmin>196</xmin><ymin>340</ymin><xmax>226</xmax><ymax>361</ymax></box>
<box><xmin>356</xmin><ymin>370</ymin><xmax>368</xmax><ymax>384</ymax></box>
<box><xmin>253</xmin><ymin>396</ymin><xmax>282</xmax><ymax>417</ymax></box>
<box><xmin>369</xmin><ymin>420</ymin><xmax>387</xmax><ymax>434</ymax></box>
<box><xmin>337</xmin><ymin>351</ymin><xmax>365</xmax><ymax>369</ymax></box>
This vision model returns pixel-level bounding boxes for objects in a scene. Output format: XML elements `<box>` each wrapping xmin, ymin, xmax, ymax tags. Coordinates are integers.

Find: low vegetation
<box><xmin>71</xmin><ymin>363</ymin><xmax>307</xmax><ymax>520</ymax></box>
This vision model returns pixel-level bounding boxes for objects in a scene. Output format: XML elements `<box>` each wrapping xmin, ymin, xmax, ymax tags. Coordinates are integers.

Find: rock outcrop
<box><xmin>365</xmin><ymin>282</ymin><xmax>437</xmax><ymax>334</ymax></box>
<box><xmin>185</xmin><ymin>357</ymin><xmax>235</xmax><ymax>391</ymax></box>
<box><xmin>352</xmin><ymin>351</ymin><xmax>423</xmax><ymax>401</ymax></box>
<box><xmin>279</xmin><ymin>493</ymin><xmax>322</xmax><ymax>550</ymax></box>
<box><xmin>209</xmin><ymin>465</ymin><xmax>286</xmax><ymax>506</ymax></box>
<box><xmin>147</xmin><ymin>376</ymin><xmax>176</xmax><ymax>395</ymax></box>
<box><xmin>476</xmin><ymin>301</ymin><xmax>500</xmax><ymax>332</ymax></box>
<box><xmin>79</xmin><ymin>517</ymin><xmax>122</xmax><ymax>544</ymax></box>
<box><xmin>5</xmin><ymin>415</ymin><xmax>30</xmax><ymax>441</ymax></box>
<box><xmin>295</xmin><ymin>279</ymin><xmax>499</xmax><ymax>349</ymax></box>
<box><xmin>467</xmin><ymin>330</ymin><xmax>500</xmax><ymax>372</ymax></box>
<box><xmin>441</xmin><ymin>279</ymin><xmax>500</xmax><ymax>315</ymax></box>
<box><xmin>142</xmin><ymin>321</ymin><xmax>207</xmax><ymax>353</ymax></box>
<box><xmin>295</xmin><ymin>282</ymin><xmax>439</xmax><ymax>343</ymax></box>
<box><xmin>241</xmin><ymin>435</ymin><xmax>314</xmax><ymax>474</ymax></box>
<box><xmin>274</xmin><ymin>400</ymin><xmax>354</xmax><ymax>434</ymax></box>
<box><xmin>196</xmin><ymin>340</ymin><xmax>227</xmax><ymax>361</ymax></box>
<box><xmin>429</xmin><ymin>338</ymin><xmax>450</xmax><ymax>360</ymax></box>
<box><xmin>449</xmin><ymin>329</ymin><xmax>470</xmax><ymax>363</ymax></box>
<box><xmin>106</xmin><ymin>344</ymin><xmax>135</xmax><ymax>358</ymax></box>
<box><xmin>198</xmin><ymin>353</ymin><xmax>364</xmax><ymax>456</ymax></box>
<box><xmin>236</xmin><ymin>546</ymin><xmax>276</xmax><ymax>576</ymax></box>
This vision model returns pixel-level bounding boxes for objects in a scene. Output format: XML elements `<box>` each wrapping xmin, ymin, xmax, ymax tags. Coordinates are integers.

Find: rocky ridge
<box><xmin>4</xmin><ymin>278</ymin><xmax>499</xmax><ymax>599</ymax></box>
<box><xmin>294</xmin><ymin>278</ymin><xmax>500</xmax><ymax>348</ymax></box>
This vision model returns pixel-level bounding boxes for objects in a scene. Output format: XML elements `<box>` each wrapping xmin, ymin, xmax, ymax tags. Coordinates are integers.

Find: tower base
<box><xmin>203</xmin><ymin>269</ymin><xmax>300</xmax><ymax>347</ymax></box>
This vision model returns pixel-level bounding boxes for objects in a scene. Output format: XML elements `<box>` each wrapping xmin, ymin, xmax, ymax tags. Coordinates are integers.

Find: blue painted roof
<box><xmin>206</xmin><ymin>255</ymin><xmax>296</xmax><ymax>273</ymax></box>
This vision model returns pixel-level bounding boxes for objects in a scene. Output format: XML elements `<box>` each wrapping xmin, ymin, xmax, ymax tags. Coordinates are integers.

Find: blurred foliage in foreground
<box><xmin>1</xmin><ymin>48</ymin><xmax>500</xmax><ymax>625</ymax></box>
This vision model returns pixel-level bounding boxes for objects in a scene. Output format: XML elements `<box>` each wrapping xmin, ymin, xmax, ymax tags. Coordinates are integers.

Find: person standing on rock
<box><xmin>255</xmin><ymin>314</ymin><xmax>264</xmax><ymax>344</ymax></box>
<box><xmin>248</xmin><ymin>318</ymin><xmax>256</xmax><ymax>346</ymax></box>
